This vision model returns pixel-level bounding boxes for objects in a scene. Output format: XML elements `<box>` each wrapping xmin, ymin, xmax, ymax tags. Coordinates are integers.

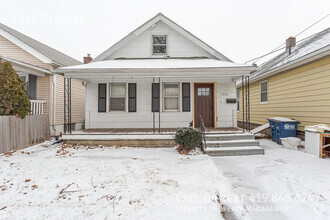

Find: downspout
<box><xmin>52</xmin><ymin>74</ymin><xmax>57</xmax><ymax>135</ymax></box>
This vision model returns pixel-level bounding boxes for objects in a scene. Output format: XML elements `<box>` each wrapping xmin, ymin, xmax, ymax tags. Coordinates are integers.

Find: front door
<box><xmin>194</xmin><ymin>83</ymin><xmax>214</xmax><ymax>127</ymax></box>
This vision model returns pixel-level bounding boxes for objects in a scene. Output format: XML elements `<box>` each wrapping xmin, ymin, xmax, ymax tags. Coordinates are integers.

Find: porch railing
<box><xmin>30</xmin><ymin>100</ymin><xmax>45</xmax><ymax>115</ymax></box>
<box><xmin>199</xmin><ymin>115</ymin><xmax>207</xmax><ymax>151</ymax></box>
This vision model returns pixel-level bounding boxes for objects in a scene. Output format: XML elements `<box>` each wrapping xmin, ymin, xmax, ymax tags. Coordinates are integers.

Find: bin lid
<box><xmin>268</xmin><ymin>117</ymin><xmax>297</xmax><ymax>122</ymax></box>
<box><xmin>305</xmin><ymin>124</ymin><xmax>330</xmax><ymax>133</ymax></box>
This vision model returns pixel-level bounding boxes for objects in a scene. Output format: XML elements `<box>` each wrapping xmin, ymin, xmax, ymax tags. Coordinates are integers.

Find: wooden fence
<box><xmin>0</xmin><ymin>115</ymin><xmax>50</xmax><ymax>154</ymax></box>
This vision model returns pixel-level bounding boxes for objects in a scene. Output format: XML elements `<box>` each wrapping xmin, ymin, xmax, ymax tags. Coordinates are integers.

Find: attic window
<box><xmin>152</xmin><ymin>35</ymin><xmax>167</xmax><ymax>55</ymax></box>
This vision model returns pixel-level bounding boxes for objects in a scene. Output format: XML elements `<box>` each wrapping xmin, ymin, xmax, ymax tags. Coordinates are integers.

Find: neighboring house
<box><xmin>237</xmin><ymin>28</ymin><xmax>330</xmax><ymax>138</ymax></box>
<box><xmin>0</xmin><ymin>23</ymin><xmax>85</xmax><ymax>135</ymax></box>
<box><xmin>58</xmin><ymin>13</ymin><xmax>256</xmax><ymax>130</ymax></box>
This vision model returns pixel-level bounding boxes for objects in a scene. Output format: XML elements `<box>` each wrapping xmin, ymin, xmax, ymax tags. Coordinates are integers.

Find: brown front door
<box><xmin>194</xmin><ymin>83</ymin><xmax>214</xmax><ymax>127</ymax></box>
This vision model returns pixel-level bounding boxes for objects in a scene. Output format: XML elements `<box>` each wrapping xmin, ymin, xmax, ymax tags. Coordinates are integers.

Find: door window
<box><xmin>197</xmin><ymin>88</ymin><xmax>210</xmax><ymax>96</ymax></box>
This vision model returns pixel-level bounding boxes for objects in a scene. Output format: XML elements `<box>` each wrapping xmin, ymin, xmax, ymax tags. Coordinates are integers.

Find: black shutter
<box><xmin>182</xmin><ymin>83</ymin><xmax>190</xmax><ymax>112</ymax></box>
<box><xmin>152</xmin><ymin>83</ymin><xmax>160</xmax><ymax>112</ymax></box>
<box><xmin>28</xmin><ymin>74</ymin><xmax>37</xmax><ymax>100</ymax></box>
<box><xmin>98</xmin><ymin>84</ymin><xmax>106</xmax><ymax>112</ymax></box>
<box><xmin>128</xmin><ymin>83</ymin><xmax>136</xmax><ymax>112</ymax></box>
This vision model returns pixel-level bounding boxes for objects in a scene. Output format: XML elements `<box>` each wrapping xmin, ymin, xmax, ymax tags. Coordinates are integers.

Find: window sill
<box><xmin>260</xmin><ymin>101</ymin><xmax>268</xmax><ymax>104</ymax></box>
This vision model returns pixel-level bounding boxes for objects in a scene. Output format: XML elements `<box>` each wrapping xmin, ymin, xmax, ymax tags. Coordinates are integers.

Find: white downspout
<box><xmin>52</xmin><ymin>74</ymin><xmax>57</xmax><ymax>135</ymax></box>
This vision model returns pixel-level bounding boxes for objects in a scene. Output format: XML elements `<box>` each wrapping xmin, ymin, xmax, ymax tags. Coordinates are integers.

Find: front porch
<box><xmin>62</xmin><ymin>127</ymin><xmax>244</xmax><ymax>147</ymax></box>
<box><xmin>62</xmin><ymin>126</ymin><xmax>264</xmax><ymax>156</ymax></box>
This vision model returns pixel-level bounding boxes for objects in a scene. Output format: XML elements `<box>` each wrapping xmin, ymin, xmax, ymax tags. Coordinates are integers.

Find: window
<box><xmin>197</xmin><ymin>88</ymin><xmax>210</xmax><ymax>96</ymax></box>
<box><xmin>109</xmin><ymin>83</ymin><xmax>126</xmax><ymax>111</ymax></box>
<box><xmin>152</xmin><ymin>35</ymin><xmax>167</xmax><ymax>55</ymax></box>
<box><xmin>163</xmin><ymin>83</ymin><xmax>179</xmax><ymax>111</ymax></box>
<box><xmin>260</xmin><ymin>81</ymin><xmax>268</xmax><ymax>103</ymax></box>
<box><xmin>237</xmin><ymin>89</ymin><xmax>240</xmax><ymax>111</ymax></box>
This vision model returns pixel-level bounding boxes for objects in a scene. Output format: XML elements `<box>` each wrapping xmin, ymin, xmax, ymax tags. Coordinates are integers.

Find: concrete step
<box><xmin>204</xmin><ymin>139</ymin><xmax>259</xmax><ymax>148</ymax></box>
<box><xmin>205</xmin><ymin>133</ymin><xmax>255</xmax><ymax>141</ymax></box>
<box><xmin>204</xmin><ymin>146</ymin><xmax>264</xmax><ymax>156</ymax></box>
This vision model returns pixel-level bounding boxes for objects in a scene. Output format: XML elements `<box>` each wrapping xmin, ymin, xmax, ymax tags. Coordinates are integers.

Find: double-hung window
<box><xmin>163</xmin><ymin>83</ymin><xmax>179</xmax><ymax>111</ymax></box>
<box><xmin>152</xmin><ymin>35</ymin><xmax>167</xmax><ymax>55</ymax></box>
<box><xmin>260</xmin><ymin>81</ymin><xmax>268</xmax><ymax>103</ymax></box>
<box><xmin>109</xmin><ymin>83</ymin><xmax>126</xmax><ymax>111</ymax></box>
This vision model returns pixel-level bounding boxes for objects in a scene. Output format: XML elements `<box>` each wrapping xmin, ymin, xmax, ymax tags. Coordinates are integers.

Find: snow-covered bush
<box><xmin>174</xmin><ymin>127</ymin><xmax>202</xmax><ymax>154</ymax></box>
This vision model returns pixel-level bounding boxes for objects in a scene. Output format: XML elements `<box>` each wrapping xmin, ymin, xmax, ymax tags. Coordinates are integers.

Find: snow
<box><xmin>212</xmin><ymin>139</ymin><xmax>330</xmax><ymax>220</ymax></box>
<box><xmin>205</xmin><ymin>146</ymin><xmax>263</xmax><ymax>151</ymax></box>
<box><xmin>251</xmin><ymin>123</ymin><xmax>270</xmax><ymax>134</ymax></box>
<box><xmin>269</xmin><ymin>117</ymin><xmax>297</xmax><ymax>122</ymax></box>
<box><xmin>63</xmin><ymin>134</ymin><xmax>174</xmax><ymax>141</ymax></box>
<box><xmin>59</xmin><ymin>58</ymin><xmax>251</xmax><ymax>70</ymax></box>
<box><xmin>249</xmin><ymin>28</ymin><xmax>330</xmax><ymax>81</ymax></box>
<box><xmin>0</xmin><ymin>142</ymin><xmax>248</xmax><ymax>220</ymax></box>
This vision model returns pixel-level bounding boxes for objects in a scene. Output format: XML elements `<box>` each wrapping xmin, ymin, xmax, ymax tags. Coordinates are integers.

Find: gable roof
<box><xmin>93</xmin><ymin>13</ymin><xmax>232</xmax><ymax>62</ymax></box>
<box><xmin>249</xmin><ymin>27</ymin><xmax>330</xmax><ymax>82</ymax></box>
<box><xmin>0</xmin><ymin>23</ymin><xmax>81</xmax><ymax>67</ymax></box>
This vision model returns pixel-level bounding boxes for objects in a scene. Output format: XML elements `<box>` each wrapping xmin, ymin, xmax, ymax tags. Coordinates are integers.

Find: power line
<box><xmin>245</xmin><ymin>13</ymin><xmax>330</xmax><ymax>64</ymax></box>
<box><xmin>244</xmin><ymin>33</ymin><xmax>319</xmax><ymax>64</ymax></box>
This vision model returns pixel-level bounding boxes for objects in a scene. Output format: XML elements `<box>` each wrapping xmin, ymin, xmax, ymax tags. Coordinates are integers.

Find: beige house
<box><xmin>237</xmin><ymin>28</ymin><xmax>330</xmax><ymax>138</ymax></box>
<box><xmin>0</xmin><ymin>23</ymin><xmax>85</xmax><ymax>135</ymax></box>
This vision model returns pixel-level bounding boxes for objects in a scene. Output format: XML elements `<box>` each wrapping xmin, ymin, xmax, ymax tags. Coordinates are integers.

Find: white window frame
<box><xmin>162</xmin><ymin>82</ymin><xmax>180</xmax><ymax>112</ymax></box>
<box><xmin>109</xmin><ymin>83</ymin><xmax>126</xmax><ymax>112</ymax></box>
<box><xmin>237</xmin><ymin>89</ymin><xmax>240</xmax><ymax>111</ymax></box>
<box><xmin>17</xmin><ymin>72</ymin><xmax>29</xmax><ymax>83</ymax></box>
<box><xmin>260</xmin><ymin>80</ymin><xmax>268</xmax><ymax>104</ymax></box>
<box><xmin>152</xmin><ymin>35</ymin><xmax>167</xmax><ymax>56</ymax></box>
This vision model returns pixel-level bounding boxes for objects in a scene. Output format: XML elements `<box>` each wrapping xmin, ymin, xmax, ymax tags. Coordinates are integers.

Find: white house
<box><xmin>58</xmin><ymin>13</ymin><xmax>256</xmax><ymax>130</ymax></box>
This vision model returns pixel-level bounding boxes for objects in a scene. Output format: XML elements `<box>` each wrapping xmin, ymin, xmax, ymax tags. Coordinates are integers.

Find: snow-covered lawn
<box><xmin>213</xmin><ymin>139</ymin><xmax>330</xmax><ymax>220</ymax></box>
<box><xmin>0</xmin><ymin>142</ymin><xmax>247</xmax><ymax>220</ymax></box>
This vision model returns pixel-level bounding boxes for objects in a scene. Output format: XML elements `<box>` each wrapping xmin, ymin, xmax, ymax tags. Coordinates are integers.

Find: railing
<box><xmin>199</xmin><ymin>115</ymin><xmax>207</xmax><ymax>151</ymax></box>
<box><xmin>30</xmin><ymin>100</ymin><xmax>45</xmax><ymax>115</ymax></box>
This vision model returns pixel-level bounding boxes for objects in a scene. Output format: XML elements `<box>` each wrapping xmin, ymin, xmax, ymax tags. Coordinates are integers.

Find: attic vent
<box><xmin>286</xmin><ymin>37</ymin><xmax>296</xmax><ymax>54</ymax></box>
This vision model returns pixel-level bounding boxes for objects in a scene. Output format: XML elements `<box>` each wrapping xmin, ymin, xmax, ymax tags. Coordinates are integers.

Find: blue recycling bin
<box><xmin>268</xmin><ymin>118</ymin><xmax>300</xmax><ymax>145</ymax></box>
<box><xmin>267</xmin><ymin>119</ymin><xmax>277</xmax><ymax>142</ymax></box>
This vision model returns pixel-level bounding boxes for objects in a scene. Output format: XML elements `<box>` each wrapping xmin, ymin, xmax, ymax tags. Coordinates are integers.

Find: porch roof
<box><xmin>57</xmin><ymin>58</ymin><xmax>257</xmax><ymax>80</ymax></box>
<box><xmin>60</xmin><ymin>58</ymin><xmax>254</xmax><ymax>71</ymax></box>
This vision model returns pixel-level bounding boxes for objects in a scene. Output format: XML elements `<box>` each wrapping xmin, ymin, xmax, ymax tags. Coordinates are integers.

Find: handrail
<box><xmin>199</xmin><ymin>115</ymin><xmax>207</xmax><ymax>151</ymax></box>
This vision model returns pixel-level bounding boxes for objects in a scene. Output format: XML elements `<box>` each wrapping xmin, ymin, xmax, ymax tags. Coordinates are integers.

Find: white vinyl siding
<box><xmin>107</xmin><ymin>21</ymin><xmax>216</xmax><ymax>60</ymax></box>
<box><xmin>85</xmin><ymin>78</ymin><xmax>237</xmax><ymax>129</ymax></box>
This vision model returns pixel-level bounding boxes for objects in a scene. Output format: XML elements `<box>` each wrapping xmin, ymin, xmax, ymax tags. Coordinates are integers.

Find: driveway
<box><xmin>212</xmin><ymin>139</ymin><xmax>330</xmax><ymax>220</ymax></box>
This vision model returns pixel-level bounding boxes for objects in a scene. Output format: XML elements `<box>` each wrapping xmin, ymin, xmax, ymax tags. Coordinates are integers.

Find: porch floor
<box><xmin>63</xmin><ymin>127</ymin><xmax>243</xmax><ymax>147</ymax></box>
<box><xmin>81</xmin><ymin>127</ymin><xmax>240</xmax><ymax>134</ymax></box>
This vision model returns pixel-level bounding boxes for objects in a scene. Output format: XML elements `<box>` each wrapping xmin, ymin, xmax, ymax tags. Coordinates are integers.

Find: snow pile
<box><xmin>0</xmin><ymin>143</ymin><xmax>248</xmax><ymax>220</ymax></box>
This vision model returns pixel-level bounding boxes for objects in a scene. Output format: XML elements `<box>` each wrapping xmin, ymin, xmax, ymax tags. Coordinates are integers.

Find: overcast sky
<box><xmin>1</xmin><ymin>0</ymin><xmax>329</xmax><ymax>64</ymax></box>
